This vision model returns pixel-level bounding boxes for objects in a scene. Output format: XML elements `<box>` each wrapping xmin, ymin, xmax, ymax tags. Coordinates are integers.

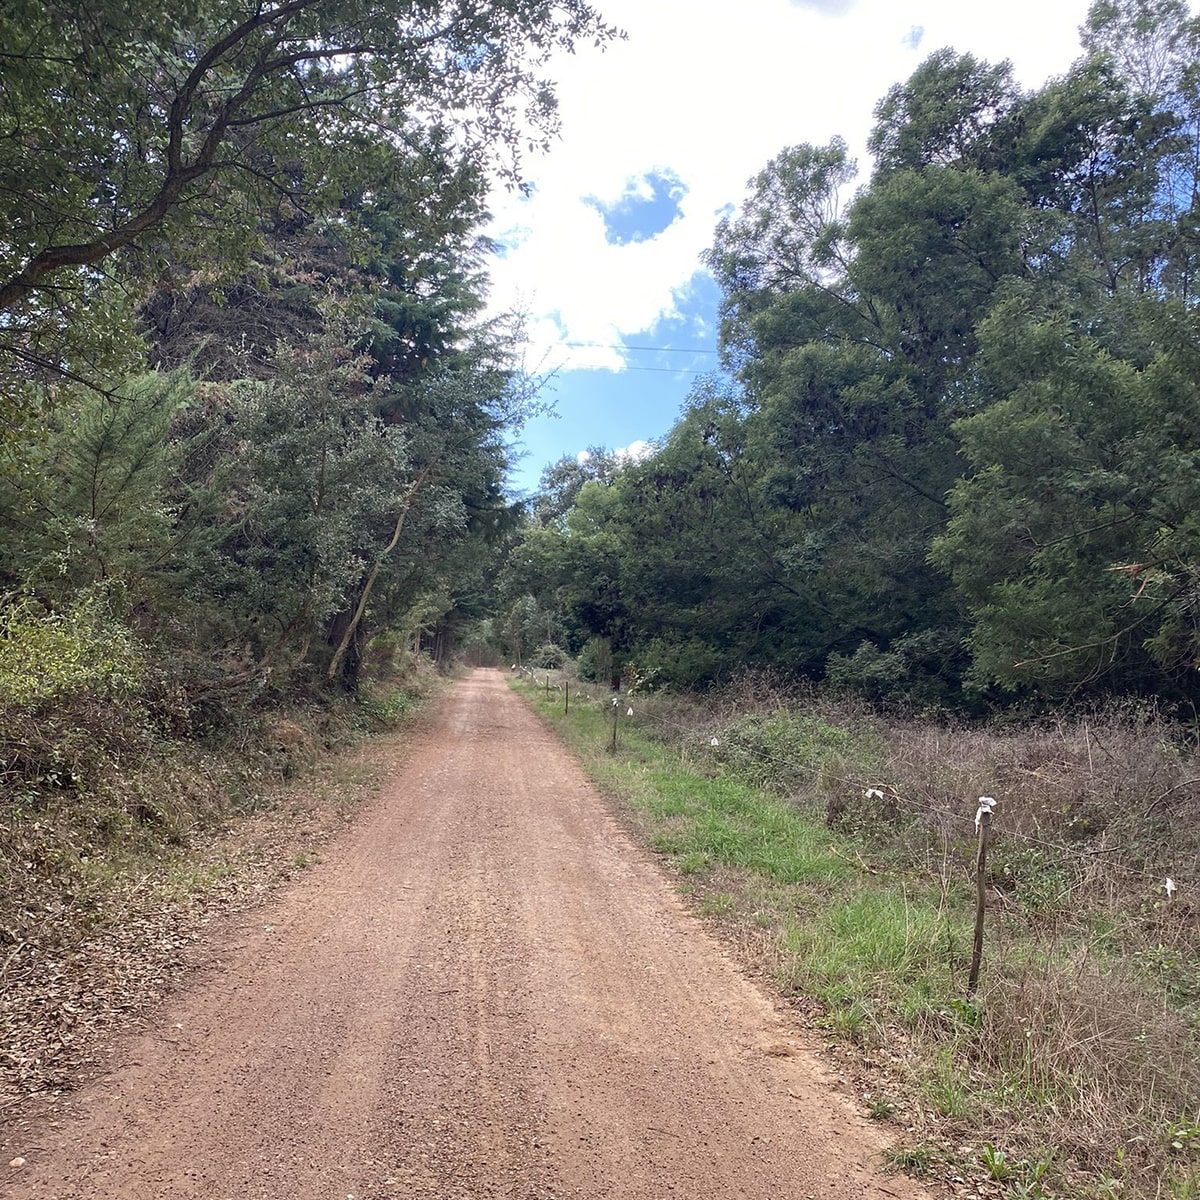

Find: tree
<box><xmin>322</xmin><ymin>336</ymin><xmax>522</xmax><ymax>688</ymax></box>
<box><xmin>847</xmin><ymin>165</ymin><xmax>1030</xmax><ymax>391</ymax></box>
<box><xmin>200</xmin><ymin>312</ymin><xmax>411</xmax><ymax>677</ymax></box>
<box><xmin>932</xmin><ymin>290</ymin><xmax>1200</xmax><ymax>699</ymax></box>
<box><xmin>0</xmin><ymin>0</ymin><xmax>619</xmax><ymax>415</ymax></box>
<box><xmin>496</xmin><ymin>2</ymin><xmax>1200</xmax><ymax>708</ymax></box>
<box><xmin>0</xmin><ymin>371</ymin><xmax>210</xmax><ymax>608</ymax></box>
<box><xmin>869</xmin><ymin>49</ymin><xmax>1021</xmax><ymax>175</ymax></box>
<box><xmin>531</xmin><ymin>446</ymin><xmax>623</xmax><ymax>524</ymax></box>
<box><xmin>1080</xmin><ymin>0</ymin><xmax>1200</xmax><ymax>100</ymax></box>
<box><xmin>706</xmin><ymin>140</ymin><xmax>861</xmax><ymax>374</ymax></box>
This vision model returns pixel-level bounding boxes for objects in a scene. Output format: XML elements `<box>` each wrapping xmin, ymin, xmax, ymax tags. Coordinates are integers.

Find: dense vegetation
<box><xmin>497</xmin><ymin>0</ymin><xmax>1200</xmax><ymax>711</ymax></box>
<box><xmin>0</xmin><ymin>0</ymin><xmax>618</xmax><ymax>782</ymax></box>
<box><xmin>2</xmin><ymin>3</ymin><xmax>1198</xmax><ymax>1194</ymax></box>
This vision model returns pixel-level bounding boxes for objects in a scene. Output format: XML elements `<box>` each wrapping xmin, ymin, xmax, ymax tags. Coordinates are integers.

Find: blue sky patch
<box><xmin>507</xmin><ymin>270</ymin><xmax>726</xmax><ymax>494</ymax></box>
<box><xmin>586</xmin><ymin>170</ymin><xmax>688</xmax><ymax>246</ymax></box>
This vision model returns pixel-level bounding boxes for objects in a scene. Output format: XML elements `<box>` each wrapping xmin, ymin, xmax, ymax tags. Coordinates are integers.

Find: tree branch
<box><xmin>0</xmin><ymin>2</ymin><xmax>323</xmax><ymax>313</ymax></box>
<box><xmin>326</xmin><ymin>463</ymin><xmax>437</xmax><ymax>682</ymax></box>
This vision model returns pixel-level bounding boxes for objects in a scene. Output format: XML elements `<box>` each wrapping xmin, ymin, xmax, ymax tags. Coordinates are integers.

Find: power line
<box><xmin>592</xmin><ymin>364</ymin><xmax>710</xmax><ymax>375</ymax></box>
<box><xmin>561</xmin><ymin>340</ymin><xmax>720</xmax><ymax>356</ymax></box>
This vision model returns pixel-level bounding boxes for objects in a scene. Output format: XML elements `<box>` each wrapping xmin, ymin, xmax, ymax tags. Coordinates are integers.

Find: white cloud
<box><xmin>485</xmin><ymin>0</ymin><xmax>1097</xmax><ymax>366</ymax></box>
<box><xmin>577</xmin><ymin>440</ymin><xmax>657</xmax><ymax>464</ymax></box>
<box><xmin>791</xmin><ymin>0</ymin><xmax>858</xmax><ymax>13</ymax></box>
<box><xmin>616</xmin><ymin>439</ymin><xmax>656</xmax><ymax>464</ymax></box>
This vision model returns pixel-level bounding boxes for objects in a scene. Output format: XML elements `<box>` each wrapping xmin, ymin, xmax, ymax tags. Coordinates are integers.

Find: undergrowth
<box><xmin>0</xmin><ymin>656</ymin><xmax>439</xmax><ymax>1103</ymax></box>
<box><xmin>513</xmin><ymin>669</ymin><xmax>1200</xmax><ymax>1200</ymax></box>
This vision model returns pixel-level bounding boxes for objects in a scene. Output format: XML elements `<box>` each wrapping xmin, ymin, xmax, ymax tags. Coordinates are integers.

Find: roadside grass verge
<box><xmin>511</xmin><ymin>673</ymin><xmax>1200</xmax><ymax>1200</ymax></box>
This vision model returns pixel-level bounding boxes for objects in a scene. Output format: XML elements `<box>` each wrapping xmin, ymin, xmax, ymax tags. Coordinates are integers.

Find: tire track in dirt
<box><xmin>2</xmin><ymin>670</ymin><xmax>928</xmax><ymax>1200</ymax></box>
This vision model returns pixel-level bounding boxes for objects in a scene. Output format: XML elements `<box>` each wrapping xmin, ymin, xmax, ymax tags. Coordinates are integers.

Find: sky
<box><xmin>487</xmin><ymin>0</ymin><xmax>1102</xmax><ymax>495</ymax></box>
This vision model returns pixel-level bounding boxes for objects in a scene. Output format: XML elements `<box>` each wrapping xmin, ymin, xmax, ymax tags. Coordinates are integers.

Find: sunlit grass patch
<box><xmin>781</xmin><ymin>886</ymin><xmax>965</xmax><ymax>1001</ymax></box>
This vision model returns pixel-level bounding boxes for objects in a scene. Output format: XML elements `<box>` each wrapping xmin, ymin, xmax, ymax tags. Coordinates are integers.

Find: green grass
<box><xmin>514</xmin><ymin>679</ymin><xmax>967</xmax><ymax>1046</ymax></box>
<box><xmin>779</xmin><ymin>887</ymin><xmax>968</xmax><ymax>1012</ymax></box>
<box><xmin>883</xmin><ymin>1145</ymin><xmax>936</xmax><ymax>1176</ymax></box>
<box><xmin>537</xmin><ymin>692</ymin><xmax>853</xmax><ymax>886</ymax></box>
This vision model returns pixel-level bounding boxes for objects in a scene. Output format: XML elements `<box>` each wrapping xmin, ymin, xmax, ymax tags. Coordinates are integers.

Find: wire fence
<box><xmin>510</xmin><ymin>664</ymin><xmax>1194</xmax><ymax>899</ymax></box>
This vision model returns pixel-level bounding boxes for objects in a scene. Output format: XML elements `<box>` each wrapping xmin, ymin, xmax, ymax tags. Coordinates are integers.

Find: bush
<box><xmin>824</xmin><ymin>630</ymin><xmax>968</xmax><ymax>708</ymax></box>
<box><xmin>0</xmin><ymin>594</ymin><xmax>145</xmax><ymax>707</ymax></box>
<box><xmin>0</xmin><ymin>595</ymin><xmax>155</xmax><ymax>796</ymax></box>
<box><xmin>634</xmin><ymin>635</ymin><xmax>726</xmax><ymax>689</ymax></box>
<box><xmin>576</xmin><ymin>636</ymin><xmax>613</xmax><ymax>684</ymax></box>
<box><xmin>1</xmin><ymin>692</ymin><xmax>152</xmax><ymax>794</ymax></box>
<box><xmin>715</xmin><ymin>710</ymin><xmax>883</xmax><ymax>796</ymax></box>
<box><xmin>532</xmin><ymin>642</ymin><xmax>566</xmax><ymax>669</ymax></box>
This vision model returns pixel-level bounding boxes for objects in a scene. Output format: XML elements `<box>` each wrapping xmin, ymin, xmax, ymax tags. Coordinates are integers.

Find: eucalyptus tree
<box><xmin>927</xmin><ymin>0</ymin><xmax>1200</xmax><ymax>700</ymax></box>
<box><xmin>932</xmin><ymin>291</ymin><xmax>1200</xmax><ymax>699</ymax></box>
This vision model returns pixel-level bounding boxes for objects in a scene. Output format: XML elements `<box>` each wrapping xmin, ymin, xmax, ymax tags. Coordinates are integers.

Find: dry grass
<box><xmin>0</xmin><ymin>662</ymin><xmax>441</xmax><ymax>1109</ymax></box>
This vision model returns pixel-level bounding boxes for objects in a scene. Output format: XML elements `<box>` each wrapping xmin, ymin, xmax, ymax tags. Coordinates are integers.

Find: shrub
<box><xmin>532</xmin><ymin>642</ymin><xmax>566</xmax><ymax>669</ymax></box>
<box><xmin>576</xmin><ymin>636</ymin><xmax>613</xmax><ymax>684</ymax></box>
<box><xmin>634</xmin><ymin>635</ymin><xmax>726</xmax><ymax>689</ymax></box>
<box><xmin>715</xmin><ymin>710</ymin><xmax>884</xmax><ymax>796</ymax></box>
<box><xmin>0</xmin><ymin>594</ymin><xmax>145</xmax><ymax>707</ymax></box>
<box><xmin>824</xmin><ymin>629</ymin><xmax>969</xmax><ymax>708</ymax></box>
<box><xmin>0</xmin><ymin>595</ymin><xmax>154</xmax><ymax>795</ymax></box>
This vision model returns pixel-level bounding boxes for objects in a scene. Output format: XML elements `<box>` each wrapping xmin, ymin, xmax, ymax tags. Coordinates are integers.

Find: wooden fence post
<box><xmin>967</xmin><ymin>796</ymin><xmax>996</xmax><ymax>996</ymax></box>
<box><xmin>609</xmin><ymin>697</ymin><xmax>619</xmax><ymax>752</ymax></box>
<box><xmin>564</xmin><ymin>680</ymin><xmax>569</xmax><ymax>714</ymax></box>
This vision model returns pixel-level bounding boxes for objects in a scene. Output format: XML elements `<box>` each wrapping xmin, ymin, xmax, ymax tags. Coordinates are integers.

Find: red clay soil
<box><xmin>1</xmin><ymin>670</ymin><xmax>929</xmax><ymax>1200</ymax></box>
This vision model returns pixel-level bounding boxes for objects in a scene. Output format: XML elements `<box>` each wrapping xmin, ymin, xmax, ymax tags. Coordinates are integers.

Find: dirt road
<box><xmin>3</xmin><ymin>670</ymin><xmax>927</xmax><ymax>1200</ymax></box>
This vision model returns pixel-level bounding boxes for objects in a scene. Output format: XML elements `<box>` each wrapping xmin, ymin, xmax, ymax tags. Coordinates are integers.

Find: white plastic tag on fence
<box><xmin>626</xmin><ymin>707</ymin><xmax>633</xmax><ymax>717</ymax></box>
<box><xmin>975</xmin><ymin>795</ymin><xmax>997</xmax><ymax>831</ymax></box>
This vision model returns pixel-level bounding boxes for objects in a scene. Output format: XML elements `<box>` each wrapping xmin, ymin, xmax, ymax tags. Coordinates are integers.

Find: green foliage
<box><xmin>869</xmin><ymin>49</ymin><xmax>1020</xmax><ymax>174</ymax></box>
<box><xmin>781</xmin><ymin>888</ymin><xmax>964</xmax><ymax>1014</ymax></box>
<box><xmin>714</xmin><ymin>711</ymin><xmax>882</xmax><ymax>795</ymax></box>
<box><xmin>933</xmin><ymin>293</ymin><xmax>1200</xmax><ymax>697</ymax></box>
<box><xmin>0</xmin><ymin>371</ymin><xmax>208</xmax><ymax>606</ymax></box>
<box><xmin>504</xmin><ymin>1</ymin><xmax>1200</xmax><ymax>710</ymax></box>
<box><xmin>357</xmin><ymin>687</ymin><xmax>420</xmax><ymax>728</ymax></box>
<box><xmin>531</xmin><ymin>642</ymin><xmax>566</xmax><ymax>669</ymax></box>
<box><xmin>0</xmin><ymin>593</ymin><xmax>145</xmax><ymax>707</ymax></box>
<box><xmin>576</xmin><ymin>636</ymin><xmax>614</xmax><ymax>684</ymax></box>
<box><xmin>0</xmin><ymin>0</ymin><xmax>619</xmax><ymax>414</ymax></box>
<box><xmin>883</xmin><ymin>1146</ymin><xmax>935</xmax><ymax>1177</ymax></box>
<box><xmin>824</xmin><ymin>631</ymin><xmax>968</xmax><ymax>707</ymax></box>
<box><xmin>0</xmin><ymin>592</ymin><xmax>154</xmax><ymax>797</ymax></box>
<box><xmin>214</xmin><ymin>317</ymin><xmax>411</xmax><ymax>664</ymax></box>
